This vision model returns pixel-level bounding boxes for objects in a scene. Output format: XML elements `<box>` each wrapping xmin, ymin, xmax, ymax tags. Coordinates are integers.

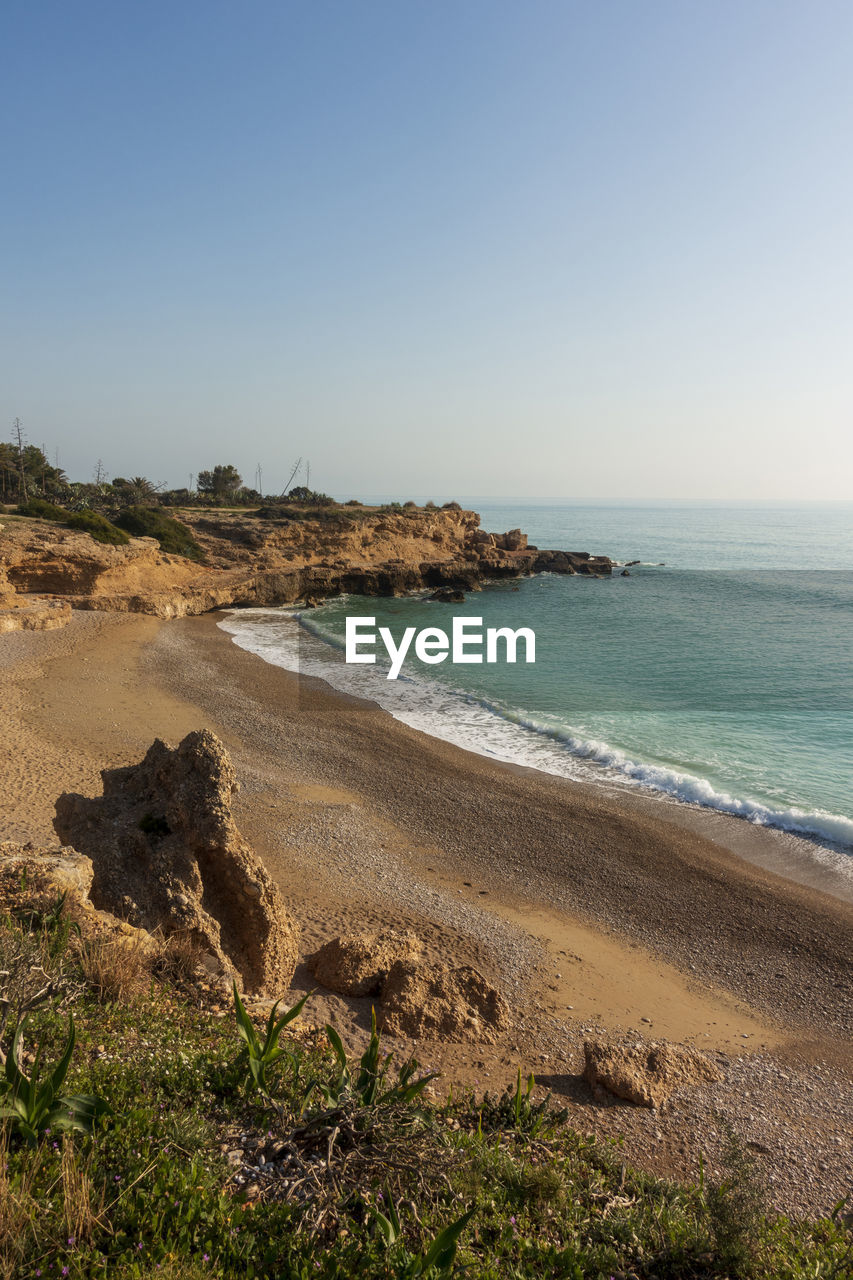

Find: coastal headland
<box><xmin>0</xmin><ymin>503</ymin><xmax>612</xmax><ymax>627</ymax></box>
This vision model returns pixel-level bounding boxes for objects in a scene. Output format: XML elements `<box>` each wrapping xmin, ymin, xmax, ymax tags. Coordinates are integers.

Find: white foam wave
<box><xmin>218</xmin><ymin>610</ymin><xmax>853</xmax><ymax>857</ymax></box>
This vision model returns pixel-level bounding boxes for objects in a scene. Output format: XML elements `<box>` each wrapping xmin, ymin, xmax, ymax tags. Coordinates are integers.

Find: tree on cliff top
<box><xmin>197</xmin><ymin>464</ymin><xmax>242</xmax><ymax>498</ymax></box>
<box><xmin>1</xmin><ymin>437</ymin><xmax>67</xmax><ymax>502</ymax></box>
<box><xmin>111</xmin><ymin>475</ymin><xmax>164</xmax><ymax>507</ymax></box>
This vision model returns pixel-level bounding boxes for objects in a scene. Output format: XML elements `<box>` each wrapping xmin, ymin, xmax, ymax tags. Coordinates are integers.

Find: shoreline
<box><xmin>3</xmin><ymin>608</ymin><xmax>852</xmax><ymax>1215</ymax></box>
<box><xmin>224</xmin><ymin>605</ymin><xmax>853</xmax><ymax>906</ymax></box>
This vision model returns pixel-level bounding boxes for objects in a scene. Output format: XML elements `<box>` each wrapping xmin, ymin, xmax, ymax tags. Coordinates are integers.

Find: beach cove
<box><xmin>3</xmin><ymin>607</ymin><xmax>851</xmax><ymax>1218</ymax></box>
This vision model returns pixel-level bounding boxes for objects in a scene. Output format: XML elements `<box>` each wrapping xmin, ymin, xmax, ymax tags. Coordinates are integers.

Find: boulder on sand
<box><xmin>308</xmin><ymin>931</ymin><xmax>422</xmax><ymax>998</ymax></box>
<box><xmin>379</xmin><ymin>960</ymin><xmax>508</xmax><ymax>1044</ymax></box>
<box><xmin>54</xmin><ymin>730</ymin><xmax>298</xmax><ymax>994</ymax></box>
<box><xmin>583</xmin><ymin>1038</ymin><xmax>722</xmax><ymax>1108</ymax></box>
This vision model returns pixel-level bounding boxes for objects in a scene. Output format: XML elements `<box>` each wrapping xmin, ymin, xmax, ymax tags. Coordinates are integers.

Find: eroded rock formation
<box><xmin>53</xmin><ymin>730</ymin><xmax>298</xmax><ymax>994</ymax></box>
<box><xmin>0</xmin><ymin>840</ymin><xmax>158</xmax><ymax>955</ymax></box>
<box><xmin>583</xmin><ymin>1038</ymin><xmax>723</xmax><ymax>1108</ymax></box>
<box><xmin>0</xmin><ymin>558</ymin><xmax>72</xmax><ymax>632</ymax></box>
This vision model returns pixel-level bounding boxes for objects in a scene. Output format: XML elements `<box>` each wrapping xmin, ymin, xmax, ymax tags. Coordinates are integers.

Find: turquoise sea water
<box><xmin>220</xmin><ymin>502</ymin><xmax>853</xmax><ymax>858</ymax></box>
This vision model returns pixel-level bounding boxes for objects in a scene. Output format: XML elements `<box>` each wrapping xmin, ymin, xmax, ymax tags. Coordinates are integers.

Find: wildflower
<box><xmin>203</xmin><ymin>1254</ymin><xmax>210</xmax><ymax>1263</ymax></box>
<box><xmin>67</xmin><ymin>1236</ymin><xmax>76</xmax><ymax>1245</ymax></box>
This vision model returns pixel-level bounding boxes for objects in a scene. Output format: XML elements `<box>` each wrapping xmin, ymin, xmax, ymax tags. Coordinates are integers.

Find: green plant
<box><xmin>13</xmin><ymin>889</ymin><xmax>81</xmax><ymax>961</ymax></box>
<box><xmin>0</xmin><ymin>1014</ymin><xmax>109</xmax><ymax>1145</ymax></box>
<box><xmin>705</xmin><ymin>1123</ymin><xmax>768</xmax><ymax>1276</ymax></box>
<box><xmin>113</xmin><ymin>506</ymin><xmax>204</xmax><ymax>561</ymax></box>
<box><xmin>309</xmin><ymin>1009</ymin><xmax>438</xmax><ymax>1111</ymax></box>
<box><xmin>374</xmin><ymin>1190</ymin><xmax>475</xmax><ymax>1277</ymax></box>
<box><xmin>473</xmin><ymin>1067</ymin><xmax>557</xmax><ymax>1137</ymax></box>
<box><xmin>64</xmin><ymin>509</ymin><xmax>130</xmax><ymax>545</ymax></box>
<box><xmin>232</xmin><ymin>980</ymin><xmax>311</xmax><ymax>1096</ymax></box>
<box><xmin>16</xmin><ymin>497</ymin><xmax>65</xmax><ymax>521</ymax></box>
<box><xmin>17</xmin><ymin>498</ymin><xmax>130</xmax><ymax>545</ymax></box>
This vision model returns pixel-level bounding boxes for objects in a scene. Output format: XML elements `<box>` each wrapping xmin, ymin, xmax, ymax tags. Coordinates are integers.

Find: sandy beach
<box><xmin>2</xmin><ymin>609</ymin><xmax>851</xmax><ymax>1215</ymax></box>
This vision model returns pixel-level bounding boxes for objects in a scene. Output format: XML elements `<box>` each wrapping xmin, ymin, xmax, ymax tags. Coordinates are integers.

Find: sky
<box><xmin>2</xmin><ymin>1</ymin><xmax>852</xmax><ymax>500</ymax></box>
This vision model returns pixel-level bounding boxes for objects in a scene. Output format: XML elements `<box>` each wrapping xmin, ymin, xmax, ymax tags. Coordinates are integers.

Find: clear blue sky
<box><xmin>3</xmin><ymin>1</ymin><xmax>852</xmax><ymax>499</ymax></box>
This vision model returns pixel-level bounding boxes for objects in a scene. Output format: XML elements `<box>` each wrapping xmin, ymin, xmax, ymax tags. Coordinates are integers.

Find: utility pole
<box><xmin>13</xmin><ymin>418</ymin><xmax>27</xmax><ymax>501</ymax></box>
<box><xmin>255</xmin><ymin>463</ymin><xmax>263</xmax><ymax>497</ymax></box>
<box><xmin>283</xmin><ymin>457</ymin><xmax>302</xmax><ymax>495</ymax></box>
<box><xmin>306</xmin><ymin>459</ymin><xmax>310</xmax><ymax>492</ymax></box>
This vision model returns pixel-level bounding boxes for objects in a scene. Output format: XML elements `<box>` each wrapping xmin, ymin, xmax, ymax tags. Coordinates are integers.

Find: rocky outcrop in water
<box><xmin>53</xmin><ymin>730</ymin><xmax>298</xmax><ymax>994</ymax></box>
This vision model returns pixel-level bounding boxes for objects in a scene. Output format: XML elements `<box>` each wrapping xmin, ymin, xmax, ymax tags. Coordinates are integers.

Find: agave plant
<box><xmin>0</xmin><ymin>1013</ymin><xmax>110</xmax><ymax>1145</ymax></box>
<box><xmin>232</xmin><ymin>980</ymin><xmax>311</xmax><ymax>1094</ymax></box>
<box><xmin>310</xmin><ymin>1008</ymin><xmax>438</xmax><ymax>1110</ymax></box>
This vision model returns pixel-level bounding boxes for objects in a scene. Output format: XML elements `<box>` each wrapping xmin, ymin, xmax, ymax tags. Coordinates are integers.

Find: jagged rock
<box><xmin>493</xmin><ymin>528</ymin><xmax>528</xmax><ymax>551</ymax></box>
<box><xmin>308</xmin><ymin>931</ymin><xmax>423</xmax><ymax>997</ymax></box>
<box><xmin>621</xmin><ymin>569</ymin><xmax>630</xmax><ymax>577</ymax></box>
<box><xmin>429</xmin><ymin>589</ymin><xmax>466</xmax><ymax>603</ymax></box>
<box><xmin>583</xmin><ymin>1038</ymin><xmax>723</xmax><ymax>1108</ymax></box>
<box><xmin>379</xmin><ymin>961</ymin><xmax>509</xmax><ymax>1043</ymax></box>
<box><xmin>53</xmin><ymin>730</ymin><xmax>298</xmax><ymax>994</ymax></box>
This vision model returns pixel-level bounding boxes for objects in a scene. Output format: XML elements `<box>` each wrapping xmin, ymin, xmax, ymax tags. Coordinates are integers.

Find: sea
<box><xmin>219</xmin><ymin>501</ymin><xmax>853</xmax><ymax>880</ymax></box>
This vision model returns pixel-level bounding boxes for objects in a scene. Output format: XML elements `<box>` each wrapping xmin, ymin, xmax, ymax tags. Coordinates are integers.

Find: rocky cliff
<box><xmin>0</xmin><ymin>505</ymin><xmax>612</xmax><ymax>623</ymax></box>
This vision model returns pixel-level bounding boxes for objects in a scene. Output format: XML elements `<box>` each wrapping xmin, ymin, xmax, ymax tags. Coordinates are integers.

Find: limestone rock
<box><xmin>0</xmin><ymin>840</ymin><xmax>158</xmax><ymax>954</ymax></box>
<box><xmin>379</xmin><ymin>961</ymin><xmax>508</xmax><ymax>1043</ymax></box>
<box><xmin>0</xmin><ymin>596</ymin><xmax>72</xmax><ymax>632</ymax></box>
<box><xmin>0</xmin><ymin>840</ymin><xmax>95</xmax><ymax>904</ymax></box>
<box><xmin>583</xmin><ymin>1038</ymin><xmax>723</xmax><ymax>1108</ymax></box>
<box><xmin>308</xmin><ymin>931</ymin><xmax>423</xmax><ymax>997</ymax></box>
<box><xmin>53</xmin><ymin>730</ymin><xmax>298</xmax><ymax>994</ymax></box>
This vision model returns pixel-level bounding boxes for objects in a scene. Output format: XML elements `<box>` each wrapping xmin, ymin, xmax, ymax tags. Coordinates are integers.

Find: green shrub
<box><xmin>113</xmin><ymin>506</ymin><xmax>204</xmax><ymax>561</ymax></box>
<box><xmin>64</xmin><ymin>509</ymin><xmax>130</xmax><ymax>545</ymax></box>
<box><xmin>16</xmin><ymin>497</ymin><xmax>65</xmax><ymax>521</ymax></box>
<box><xmin>17</xmin><ymin>499</ymin><xmax>130</xmax><ymax>545</ymax></box>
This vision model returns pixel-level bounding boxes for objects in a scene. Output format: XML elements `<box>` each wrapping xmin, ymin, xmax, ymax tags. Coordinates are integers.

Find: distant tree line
<box><xmin>0</xmin><ymin>434</ymin><xmax>339</xmax><ymax>513</ymax></box>
<box><xmin>2</xmin><ymin>430</ymin><xmax>463</xmax><ymax>537</ymax></box>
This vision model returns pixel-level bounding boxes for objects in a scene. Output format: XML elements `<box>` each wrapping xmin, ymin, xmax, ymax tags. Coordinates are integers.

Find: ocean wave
<box><xmin>218</xmin><ymin>611</ymin><xmax>853</xmax><ymax>856</ymax></box>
